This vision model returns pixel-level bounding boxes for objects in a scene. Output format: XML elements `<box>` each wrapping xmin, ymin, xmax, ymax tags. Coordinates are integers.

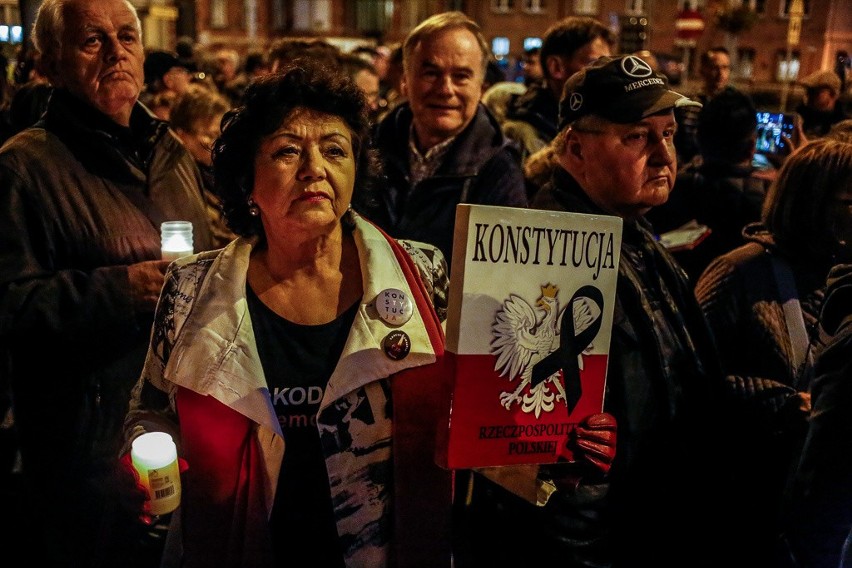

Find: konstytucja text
<box><xmin>470</xmin><ymin>223</ymin><xmax>617</xmax><ymax>280</ymax></box>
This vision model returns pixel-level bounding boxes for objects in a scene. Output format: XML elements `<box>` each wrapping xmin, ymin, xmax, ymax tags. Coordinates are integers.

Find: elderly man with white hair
<box><xmin>0</xmin><ymin>0</ymin><xmax>214</xmax><ymax>564</ymax></box>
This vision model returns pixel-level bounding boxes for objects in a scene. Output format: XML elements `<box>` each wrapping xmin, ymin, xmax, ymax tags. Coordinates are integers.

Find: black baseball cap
<box><xmin>558</xmin><ymin>54</ymin><xmax>701</xmax><ymax>130</ymax></box>
<box><xmin>144</xmin><ymin>50</ymin><xmax>190</xmax><ymax>86</ymax></box>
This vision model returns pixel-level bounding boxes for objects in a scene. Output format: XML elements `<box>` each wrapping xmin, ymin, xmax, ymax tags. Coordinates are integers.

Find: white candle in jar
<box><xmin>130</xmin><ymin>432</ymin><xmax>182</xmax><ymax>516</ymax></box>
<box><xmin>160</xmin><ymin>221</ymin><xmax>194</xmax><ymax>261</ymax></box>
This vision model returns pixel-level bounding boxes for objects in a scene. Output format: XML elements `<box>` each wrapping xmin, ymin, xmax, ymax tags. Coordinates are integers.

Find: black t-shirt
<box><xmin>247</xmin><ymin>285</ymin><xmax>359</xmax><ymax>567</ymax></box>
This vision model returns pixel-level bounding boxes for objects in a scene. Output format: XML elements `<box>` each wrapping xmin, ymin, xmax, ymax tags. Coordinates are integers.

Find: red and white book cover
<box><xmin>437</xmin><ymin>204</ymin><xmax>623</xmax><ymax>469</ymax></box>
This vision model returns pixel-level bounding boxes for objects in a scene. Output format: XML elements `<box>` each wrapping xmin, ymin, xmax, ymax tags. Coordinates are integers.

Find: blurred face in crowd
<box><xmin>47</xmin><ymin>0</ymin><xmax>144</xmax><ymax>126</ymax></box>
<box><xmin>251</xmin><ymin>108</ymin><xmax>357</xmax><ymax>239</ymax></box>
<box><xmin>806</xmin><ymin>87</ymin><xmax>839</xmax><ymax>112</ymax></box>
<box><xmin>564</xmin><ymin>38</ymin><xmax>611</xmax><ymax>77</ymax></box>
<box><xmin>700</xmin><ymin>50</ymin><xmax>731</xmax><ymax>95</ymax></box>
<box><xmin>215</xmin><ymin>48</ymin><xmax>239</xmax><ymax>83</ymax></box>
<box><xmin>162</xmin><ymin>65</ymin><xmax>192</xmax><ymax>95</ymax></box>
<box><xmin>353</xmin><ymin>68</ymin><xmax>381</xmax><ymax>112</ymax></box>
<box><xmin>557</xmin><ymin>112</ymin><xmax>678</xmax><ymax>219</ymax></box>
<box><xmin>174</xmin><ymin>114</ymin><xmax>223</xmax><ymax>167</ymax></box>
<box><xmin>546</xmin><ymin>37</ymin><xmax>611</xmax><ymax>96</ymax></box>
<box><xmin>523</xmin><ymin>51</ymin><xmax>543</xmax><ymax>83</ymax></box>
<box><xmin>403</xmin><ymin>27</ymin><xmax>485</xmax><ymax>151</ymax></box>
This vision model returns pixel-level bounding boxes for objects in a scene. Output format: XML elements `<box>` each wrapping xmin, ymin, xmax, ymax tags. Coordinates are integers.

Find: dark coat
<box><xmin>505</xmin><ymin>81</ymin><xmax>559</xmax><ymax>142</ymax></box>
<box><xmin>362</xmin><ymin>102</ymin><xmax>527</xmax><ymax>271</ymax></box>
<box><xmin>780</xmin><ymin>263</ymin><xmax>852</xmax><ymax>568</ymax></box>
<box><xmin>695</xmin><ymin>223</ymin><xmax>829</xmax><ymax>567</ymax></box>
<box><xmin>459</xmin><ymin>168</ymin><xmax>727</xmax><ymax>568</ymax></box>
<box><xmin>0</xmin><ymin>88</ymin><xmax>215</xmax><ymax>565</ymax></box>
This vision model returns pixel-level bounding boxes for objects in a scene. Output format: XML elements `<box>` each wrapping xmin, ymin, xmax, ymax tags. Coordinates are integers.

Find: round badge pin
<box><xmin>376</xmin><ymin>288</ymin><xmax>413</xmax><ymax>325</ymax></box>
<box><xmin>382</xmin><ymin>330</ymin><xmax>411</xmax><ymax>361</ymax></box>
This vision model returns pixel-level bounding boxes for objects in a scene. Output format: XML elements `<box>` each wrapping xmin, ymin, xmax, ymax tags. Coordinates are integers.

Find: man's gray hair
<box><xmin>402</xmin><ymin>11</ymin><xmax>490</xmax><ymax>76</ymax></box>
<box><xmin>32</xmin><ymin>0</ymin><xmax>142</xmax><ymax>59</ymax></box>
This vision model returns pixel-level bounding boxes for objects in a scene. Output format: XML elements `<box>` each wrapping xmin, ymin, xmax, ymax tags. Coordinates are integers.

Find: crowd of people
<box><xmin>1</xmin><ymin>0</ymin><xmax>851</xmax><ymax>567</ymax></box>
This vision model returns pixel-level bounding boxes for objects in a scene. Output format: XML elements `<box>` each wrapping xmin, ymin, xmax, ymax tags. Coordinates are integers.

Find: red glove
<box><xmin>571</xmin><ymin>412</ymin><xmax>617</xmax><ymax>477</ymax></box>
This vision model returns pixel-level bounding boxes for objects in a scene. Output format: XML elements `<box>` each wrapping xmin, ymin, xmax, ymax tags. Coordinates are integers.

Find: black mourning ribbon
<box><xmin>530</xmin><ymin>285</ymin><xmax>604</xmax><ymax>415</ymax></box>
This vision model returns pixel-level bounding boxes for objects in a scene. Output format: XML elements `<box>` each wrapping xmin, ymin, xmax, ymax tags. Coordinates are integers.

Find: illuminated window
<box><xmin>524</xmin><ymin>37</ymin><xmax>542</xmax><ymax>51</ymax></box>
<box><xmin>776</xmin><ymin>50</ymin><xmax>800</xmax><ymax>81</ymax></box>
<box><xmin>210</xmin><ymin>0</ymin><xmax>226</xmax><ymax>28</ymax></box>
<box><xmin>293</xmin><ymin>0</ymin><xmax>331</xmax><ymax>32</ymax></box>
<box><xmin>574</xmin><ymin>0</ymin><xmax>599</xmax><ymax>14</ymax></box>
<box><xmin>523</xmin><ymin>0</ymin><xmax>546</xmax><ymax>13</ymax></box>
<box><xmin>492</xmin><ymin>37</ymin><xmax>510</xmax><ymax>57</ymax></box>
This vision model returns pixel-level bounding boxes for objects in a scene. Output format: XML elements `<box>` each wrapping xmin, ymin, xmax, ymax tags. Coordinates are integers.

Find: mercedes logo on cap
<box><xmin>620</xmin><ymin>55</ymin><xmax>653</xmax><ymax>78</ymax></box>
<box><xmin>569</xmin><ymin>92</ymin><xmax>583</xmax><ymax>111</ymax></box>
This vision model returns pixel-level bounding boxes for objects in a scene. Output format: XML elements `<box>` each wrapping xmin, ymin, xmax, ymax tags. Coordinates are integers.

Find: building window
<box><xmin>775</xmin><ymin>50</ymin><xmax>800</xmax><ymax>81</ymax></box>
<box><xmin>625</xmin><ymin>0</ymin><xmax>645</xmax><ymax>15</ymax></box>
<box><xmin>272</xmin><ymin>0</ymin><xmax>286</xmax><ymax>30</ymax></box>
<box><xmin>573</xmin><ymin>0</ymin><xmax>598</xmax><ymax>14</ymax></box>
<box><xmin>355</xmin><ymin>0</ymin><xmax>392</xmax><ymax>35</ymax></box>
<box><xmin>210</xmin><ymin>0</ymin><xmax>226</xmax><ymax>28</ymax></box>
<box><xmin>742</xmin><ymin>0</ymin><xmax>767</xmax><ymax>14</ymax></box>
<box><xmin>491</xmin><ymin>0</ymin><xmax>514</xmax><ymax>14</ymax></box>
<box><xmin>293</xmin><ymin>0</ymin><xmax>331</xmax><ymax>32</ymax></box>
<box><xmin>523</xmin><ymin>0</ymin><xmax>546</xmax><ymax>14</ymax></box>
<box><xmin>736</xmin><ymin>48</ymin><xmax>755</xmax><ymax>79</ymax></box>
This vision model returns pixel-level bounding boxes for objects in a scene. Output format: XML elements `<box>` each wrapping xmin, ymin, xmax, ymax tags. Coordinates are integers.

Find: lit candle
<box><xmin>160</xmin><ymin>221</ymin><xmax>194</xmax><ymax>261</ymax></box>
<box><xmin>130</xmin><ymin>432</ymin><xmax>182</xmax><ymax>516</ymax></box>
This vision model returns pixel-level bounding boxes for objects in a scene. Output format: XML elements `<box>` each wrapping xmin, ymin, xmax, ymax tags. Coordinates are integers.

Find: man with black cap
<box><xmin>141</xmin><ymin>49</ymin><xmax>193</xmax><ymax>119</ymax></box>
<box><xmin>457</xmin><ymin>55</ymin><xmax>730</xmax><ymax>568</ymax></box>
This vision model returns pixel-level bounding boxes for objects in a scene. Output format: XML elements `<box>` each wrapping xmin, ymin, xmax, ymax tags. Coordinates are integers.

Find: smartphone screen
<box><xmin>755</xmin><ymin>111</ymin><xmax>795</xmax><ymax>156</ymax></box>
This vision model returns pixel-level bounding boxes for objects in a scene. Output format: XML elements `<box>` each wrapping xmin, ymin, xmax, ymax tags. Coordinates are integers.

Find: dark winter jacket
<box><xmin>0</xmin><ymin>88</ymin><xmax>215</xmax><ymax>565</ymax></box>
<box><xmin>505</xmin><ymin>82</ymin><xmax>559</xmax><ymax>143</ymax></box>
<box><xmin>780</xmin><ymin>263</ymin><xmax>852</xmax><ymax>568</ymax></box>
<box><xmin>362</xmin><ymin>102</ymin><xmax>527</xmax><ymax>270</ymax></box>
<box><xmin>695</xmin><ymin>223</ymin><xmax>829</xmax><ymax>566</ymax></box>
<box><xmin>458</xmin><ymin>167</ymin><xmax>727</xmax><ymax>568</ymax></box>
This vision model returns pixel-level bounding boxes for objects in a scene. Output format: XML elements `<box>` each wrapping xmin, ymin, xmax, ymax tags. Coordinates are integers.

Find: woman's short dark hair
<box><xmin>212</xmin><ymin>62</ymin><xmax>379</xmax><ymax>238</ymax></box>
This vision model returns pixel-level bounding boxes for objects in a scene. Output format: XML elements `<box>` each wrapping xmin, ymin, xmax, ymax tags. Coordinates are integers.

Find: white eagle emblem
<box><xmin>491</xmin><ymin>283</ymin><xmax>599</xmax><ymax>418</ymax></box>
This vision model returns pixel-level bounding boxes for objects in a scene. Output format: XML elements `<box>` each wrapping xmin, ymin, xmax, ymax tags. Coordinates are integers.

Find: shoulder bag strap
<box><xmin>770</xmin><ymin>254</ymin><xmax>812</xmax><ymax>383</ymax></box>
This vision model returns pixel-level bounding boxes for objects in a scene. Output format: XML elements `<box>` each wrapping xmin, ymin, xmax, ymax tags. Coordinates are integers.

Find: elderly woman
<box><xmin>122</xmin><ymin>64</ymin><xmax>452</xmax><ymax>567</ymax></box>
<box><xmin>695</xmin><ymin>136</ymin><xmax>852</xmax><ymax>566</ymax></box>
